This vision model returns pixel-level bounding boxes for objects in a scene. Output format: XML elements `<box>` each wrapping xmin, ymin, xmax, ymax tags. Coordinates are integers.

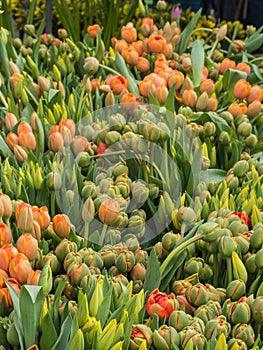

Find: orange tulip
<box><xmin>0</xmin><ymin>194</ymin><xmax>13</xmax><ymax>219</ymax></box>
<box><xmin>219</xmin><ymin>58</ymin><xmax>236</xmax><ymax>74</ymax></box>
<box><xmin>247</xmin><ymin>85</ymin><xmax>263</xmax><ymax>103</ymax></box>
<box><xmin>236</xmin><ymin>62</ymin><xmax>251</xmax><ymax>75</ymax></box>
<box><xmin>18</xmin><ymin>131</ymin><xmax>37</xmax><ymax>150</ymax></box>
<box><xmin>50</xmin><ymin>125</ymin><xmax>59</xmax><ymax>133</ymax></box>
<box><xmin>87</xmin><ymin>24</ymin><xmax>101</xmax><ymax>38</ymax></box>
<box><xmin>27</xmin><ymin>270</ymin><xmax>41</xmax><ymax>285</ymax></box>
<box><xmin>228</xmin><ymin>101</ymin><xmax>247</xmax><ymax>118</ymax></box>
<box><xmin>247</xmin><ymin>100</ymin><xmax>262</xmax><ymax>117</ymax></box>
<box><xmin>72</xmin><ymin>135</ymin><xmax>89</xmax><ymax>156</ymax></box>
<box><xmin>182</xmin><ymin>57</ymin><xmax>192</xmax><ymax>71</ymax></box>
<box><xmin>6</xmin><ymin>132</ymin><xmax>18</xmax><ymax>150</ymax></box>
<box><xmin>121</xmin><ymin>46</ymin><xmax>139</xmax><ymax>66</ymax></box>
<box><xmin>16</xmin><ymin>233</ymin><xmax>38</xmax><ymax>261</ymax></box>
<box><xmin>48</xmin><ymin>131</ymin><xmax>64</xmax><ymax>152</ymax></box>
<box><xmin>147</xmin><ymin>34</ymin><xmax>166</xmax><ymax>53</ymax></box>
<box><xmin>154</xmin><ymin>86</ymin><xmax>169</xmax><ymax>105</ymax></box>
<box><xmin>205</xmin><ymin>97</ymin><xmax>218</xmax><ymax>112</ymax></box>
<box><xmin>98</xmin><ymin>198</ymin><xmax>120</xmax><ymax>225</ymax></box>
<box><xmin>110</xmin><ymin>75</ymin><xmax>129</xmax><ymax>95</ymax></box>
<box><xmin>0</xmin><ymin>278</ymin><xmax>21</xmax><ymax>308</ymax></box>
<box><xmin>114</xmin><ymin>39</ymin><xmax>128</xmax><ymax>54</ymax></box>
<box><xmin>0</xmin><ymin>223</ymin><xmax>12</xmax><ymax>248</ymax></box>
<box><xmin>0</xmin><ymin>268</ymin><xmax>9</xmax><ymax>284</ymax></box>
<box><xmin>15</xmin><ymin>202</ymin><xmax>34</xmax><ymax>232</ymax></box>
<box><xmin>91</xmin><ymin>78</ymin><xmax>100</xmax><ymax>92</ymax></box>
<box><xmin>9</xmin><ymin>253</ymin><xmax>32</xmax><ymax>284</ymax></box>
<box><xmin>168</xmin><ymin>70</ymin><xmax>184</xmax><ymax>90</ymax></box>
<box><xmin>136</xmin><ymin>57</ymin><xmax>150</xmax><ymax>72</ymax></box>
<box><xmin>0</xmin><ymin>244</ymin><xmax>18</xmax><ymax>272</ymax></box>
<box><xmin>121</xmin><ymin>23</ymin><xmax>137</xmax><ymax>43</ymax></box>
<box><xmin>163</xmin><ymin>43</ymin><xmax>173</xmax><ymax>58</ymax></box>
<box><xmin>59</xmin><ymin>118</ymin><xmax>76</xmax><ymax>137</ymax></box>
<box><xmin>120</xmin><ymin>93</ymin><xmax>141</xmax><ymax>114</ymax></box>
<box><xmin>142</xmin><ymin>17</ymin><xmax>154</xmax><ymax>37</ymax></box>
<box><xmin>200</xmin><ymin>79</ymin><xmax>215</xmax><ymax>95</ymax></box>
<box><xmin>182</xmin><ymin>89</ymin><xmax>198</xmax><ymax>108</ymax></box>
<box><xmin>233</xmin><ymin>79</ymin><xmax>251</xmax><ymax>100</ymax></box>
<box><xmin>53</xmin><ymin>214</ymin><xmax>71</xmax><ymax>238</ymax></box>
<box><xmin>139</xmin><ymin>80</ymin><xmax>156</xmax><ymax>98</ymax></box>
<box><xmin>144</xmin><ymin>73</ymin><xmax>166</xmax><ymax>88</ymax></box>
<box><xmin>132</xmin><ymin>41</ymin><xmax>144</xmax><ymax>56</ymax></box>
<box><xmin>17</xmin><ymin>121</ymin><xmax>32</xmax><ymax>134</ymax></box>
<box><xmin>32</xmin><ymin>206</ymin><xmax>50</xmax><ymax>232</ymax></box>
<box><xmin>5</xmin><ymin>112</ymin><xmax>17</xmax><ymax>130</ymax></box>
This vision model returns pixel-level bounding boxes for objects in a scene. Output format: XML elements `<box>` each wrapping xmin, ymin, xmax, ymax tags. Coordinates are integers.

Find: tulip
<box><xmin>153</xmin><ymin>326</ymin><xmax>180</xmax><ymax>349</ymax></box>
<box><xmin>83</xmin><ymin>57</ymin><xmax>99</xmax><ymax>76</ymax></box>
<box><xmin>9</xmin><ymin>253</ymin><xmax>32</xmax><ymax>284</ymax></box>
<box><xmin>205</xmin><ymin>315</ymin><xmax>231</xmax><ymax>340</ymax></box>
<box><xmin>136</xmin><ymin>57</ymin><xmax>150</xmax><ymax>72</ymax></box>
<box><xmin>130</xmin><ymin>324</ymin><xmax>152</xmax><ymax>349</ymax></box>
<box><xmin>121</xmin><ymin>23</ymin><xmax>137</xmax><ymax>43</ymax></box>
<box><xmin>247</xmin><ymin>85</ymin><xmax>263</xmax><ymax>103</ymax></box>
<box><xmin>185</xmin><ymin>283</ymin><xmax>210</xmax><ymax>307</ymax></box>
<box><xmin>71</xmin><ymin>135</ymin><xmax>89</xmax><ymax>156</ymax></box>
<box><xmin>231</xmin><ymin>323</ymin><xmax>255</xmax><ymax>348</ymax></box>
<box><xmin>247</xmin><ymin>100</ymin><xmax>261</xmax><ymax>117</ymax></box>
<box><xmin>98</xmin><ymin>198</ymin><xmax>120</xmax><ymax>224</ymax></box>
<box><xmin>200</xmin><ymin>79</ymin><xmax>215</xmax><ymax>95</ymax></box>
<box><xmin>14</xmin><ymin>144</ymin><xmax>28</xmax><ymax>162</ymax></box>
<box><xmin>168</xmin><ymin>310</ymin><xmax>190</xmax><ymax>331</ymax></box>
<box><xmin>180</xmin><ymin>328</ymin><xmax>207</xmax><ymax>350</ymax></box>
<box><xmin>16</xmin><ymin>232</ymin><xmax>38</xmax><ymax>261</ymax></box>
<box><xmin>130</xmin><ymin>262</ymin><xmax>146</xmax><ymax>281</ymax></box>
<box><xmin>38</xmin><ymin>76</ymin><xmax>50</xmax><ymax>92</ymax></box>
<box><xmin>6</xmin><ymin>132</ymin><xmax>19</xmax><ymax>150</ymax></box>
<box><xmin>147</xmin><ymin>34</ymin><xmax>166</xmax><ymax>53</ymax></box>
<box><xmin>67</xmin><ymin>262</ymin><xmax>90</xmax><ymax>287</ymax></box>
<box><xmin>182</xmin><ymin>89</ymin><xmax>197</xmax><ymax>108</ymax></box>
<box><xmin>5</xmin><ymin>112</ymin><xmax>18</xmax><ymax>130</ymax></box>
<box><xmin>121</xmin><ymin>46</ymin><xmax>139</xmax><ymax>66</ymax></box>
<box><xmin>115</xmin><ymin>250</ymin><xmax>135</xmax><ymax>273</ymax></box>
<box><xmin>141</xmin><ymin>17</ymin><xmax>154</xmax><ymax>37</ymax></box>
<box><xmin>228</xmin><ymin>102</ymin><xmax>247</xmax><ymax>118</ymax></box>
<box><xmin>38</xmin><ymin>260</ymin><xmax>53</xmax><ymax>295</ymax></box>
<box><xmin>87</xmin><ymin>24</ymin><xmax>101</xmax><ymax>38</ymax></box>
<box><xmin>0</xmin><ymin>194</ymin><xmax>13</xmax><ymax>220</ymax></box>
<box><xmin>233</xmin><ymin>79</ymin><xmax>251</xmax><ymax>100</ymax></box>
<box><xmin>110</xmin><ymin>75</ymin><xmax>129</xmax><ymax>95</ymax></box>
<box><xmin>0</xmin><ymin>244</ymin><xmax>18</xmax><ymax>272</ymax></box>
<box><xmin>0</xmin><ymin>278</ymin><xmax>20</xmax><ymax>308</ymax></box>
<box><xmin>233</xmin><ymin>161</ymin><xmax>249</xmax><ymax>178</ymax></box>
<box><xmin>32</xmin><ymin>206</ymin><xmax>50</xmax><ymax>232</ymax></box>
<box><xmin>227</xmin><ymin>298</ymin><xmax>251</xmax><ymax>324</ymax></box>
<box><xmin>17</xmin><ymin>121</ymin><xmax>32</xmax><ymax>134</ymax></box>
<box><xmin>27</xmin><ymin>269</ymin><xmax>41</xmax><ymax>285</ymax></box>
<box><xmin>15</xmin><ymin>202</ymin><xmax>34</xmax><ymax>232</ymax></box>
<box><xmin>219</xmin><ymin>58</ymin><xmax>236</xmax><ymax>74</ymax></box>
<box><xmin>226</xmin><ymin>279</ymin><xmax>246</xmax><ymax>301</ymax></box>
<box><xmin>46</xmin><ymin>171</ymin><xmax>62</xmax><ymax>190</ymax></box>
<box><xmin>146</xmin><ymin>288</ymin><xmax>178</xmax><ymax>320</ymax></box>
<box><xmin>52</xmin><ymin>214</ymin><xmax>71</xmax><ymax>238</ymax></box>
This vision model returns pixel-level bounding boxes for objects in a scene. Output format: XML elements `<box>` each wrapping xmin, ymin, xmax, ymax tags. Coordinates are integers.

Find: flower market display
<box><xmin>1</xmin><ymin>0</ymin><xmax>263</xmax><ymax>349</ymax></box>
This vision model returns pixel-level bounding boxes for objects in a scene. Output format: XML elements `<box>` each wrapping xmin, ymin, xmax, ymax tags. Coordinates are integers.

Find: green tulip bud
<box><xmin>54</xmin><ymin>239</ymin><xmax>78</xmax><ymax>262</ymax></box>
<box><xmin>205</xmin><ymin>315</ymin><xmax>231</xmax><ymax>340</ymax></box>
<box><xmin>99</xmin><ymin>247</ymin><xmax>117</xmax><ymax>268</ymax></box>
<box><xmin>233</xmin><ymin>160</ymin><xmax>249</xmax><ymax>178</ymax></box>
<box><xmin>161</xmin><ymin>231</ymin><xmax>180</xmax><ymax>252</ymax></box>
<box><xmin>184</xmin><ymin>257</ymin><xmax>204</xmax><ymax>275</ymax></box>
<box><xmin>218</xmin><ymin>236</ymin><xmax>237</xmax><ymax>257</ymax></box>
<box><xmin>231</xmin><ymin>323</ymin><xmax>255</xmax><ymax>348</ymax></box>
<box><xmin>38</xmin><ymin>260</ymin><xmax>53</xmax><ymax>295</ymax></box>
<box><xmin>81</xmin><ymin>181</ymin><xmax>98</xmax><ymax>200</ymax></box>
<box><xmin>219</xmin><ymin>131</ymin><xmax>231</xmax><ymax>146</ymax></box>
<box><xmin>227</xmin><ymin>338</ymin><xmax>248</xmax><ymax>350</ymax></box>
<box><xmin>246</xmin><ymin>134</ymin><xmax>258</xmax><ymax>148</ymax></box>
<box><xmin>255</xmin><ymin>248</ymin><xmax>263</xmax><ymax>268</ymax></box>
<box><xmin>168</xmin><ymin>310</ymin><xmax>190</xmax><ymax>331</ymax></box>
<box><xmin>185</xmin><ymin>283</ymin><xmax>210</xmax><ymax>307</ymax></box>
<box><xmin>226</xmin><ymin>280</ymin><xmax>246</xmax><ymax>301</ymax></box>
<box><xmin>251</xmin><ymin>297</ymin><xmax>263</xmax><ymax>323</ymax></box>
<box><xmin>115</xmin><ymin>250</ymin><xmax>135</xmax><ymax>273</ymax></box>
<box><xmin>237</xmin><ymin>122</ymin><xmax>252</xmax><ymax>137</ymax></box>
<box><xmin>109</xmin><ymin>113</ymin><xmax>126</xmax><ymax>132</ymax></box>
<box><xmin>227</xmin><ymin>298</ymin><xmax>251</xmax><ymax>324</ymax></box>
<box><xmin>153</xmin><ymin>326</ymin><xmax>180</xmax><ymax>350</ymax></box>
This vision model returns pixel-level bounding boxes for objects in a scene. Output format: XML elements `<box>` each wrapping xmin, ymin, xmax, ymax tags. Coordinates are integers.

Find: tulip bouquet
<box><xmin>1</xmin><ymin>0</ymin><xmax>263</xmax><ymax>348</ymax></box>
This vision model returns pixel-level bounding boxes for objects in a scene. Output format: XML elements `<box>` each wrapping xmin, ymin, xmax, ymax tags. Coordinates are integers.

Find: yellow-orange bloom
<box><xmin>147</xmin><ymin>34</ymin><xmax>166</xmax><ymax>53</ymax></box>
<box><xmin>233</xmin><ymin>79</ymin><xmax>251</xmax><ymax>100</ymax></box>
<box><xmin>18</xmin><ymin>131</ymin><xmax>37</xmax><ymax>151</ymax></box>
<box><xmin>121</xmin><ymin>46</ymin><xmax>139</xmax><ymax>66</ymax></box>
<box><xmin>182</xmin><ymin>89</ymin><xmax>198</xmax><ymax>108</ymax></box>
<box><xmin>98</xmin><ymin>198</ymin><xmax>120</xmax><ymax>224</ymax></box>
<box><xmin>87</xmin><ymin>24</ymin><xmax>101</xmax><ymax>38</ymax></box>
<box><xmin>136</xmin><ymin>57</ymin><xmax>150</xmax><ymax>73</ymax></box>
<box><xmin>247</xmin><ymin>85</ymin><xmax>263</xmax><ymax>103</ymax></box>
<box><xmin>53</xmin><ymin>214</ymin><xmax>71</xmax><ymax>238</ymax></box>
<box><xmin>228</xmin><ymin>101</ymin><xmax>247</xmax><ymax>118</ymax></box>
<box><xmin>121</xmin><ymin>23</ymin><xmax>137</xmax><ymax>43</ymax></box>
<box><xmin>16</xmin><ymin>233</ymin><xmax>38</xmax><ymax>261</ymax></box>
<box><xmin>219</xmin><ymin>58</ymin><xmax>236</xmax><ymax>74</ymax></box>
<box><xmin>32</xmin><ymin>206</ymin><xmax>51</xmax><ymax>232</ymax></box>
<box><xmin>9</xmin><ymin>253</ymin><xmax>32</xmax><ymax>284</ymax></box>
<box><xmin>0</xmin><ymin>223</ymin><xmax>12</xmax><ymax>247</ymax></box>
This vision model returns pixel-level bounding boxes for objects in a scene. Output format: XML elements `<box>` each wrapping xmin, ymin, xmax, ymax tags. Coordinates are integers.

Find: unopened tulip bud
<box><xmin>16</xmin><ymin>233</ymin><xmax>38</xmax><ymax>260</ymax></box>
<box><xmin>38</xmin><ymin>260</ymin><xmax>53</xmax><ymax>294</ymax></box>
<box><xmin>15</xmin><ymin>202</ymin><xmax>33</xmax><ymax>232</ymax></box>
<box><xmin>38</xmin><ymin>76</ymin><xmax>50</xmax><ymax>92</ymax></box>
<box><xmin>53</xmin><ymin>214</ymin><xmax>71</xmax><ymax>238</ymax></box>
<box><xmin>153</xmin><ymin>325</ymin><xmax>180</xmax><ymax>349</ymax></box>
<box><xmin>14</xmin><ymin>145</ymin><xmax>28</xmax><ymax>162</ymax></box>
<box><xmin>216</xmin><ymin>24</ymin><xmax>227</xmax><ymax>41</ymax></box>
<box><xmin>231</xmin><ymin>323</ymin><xmax>255</xmax><ymax>348</ymax></box>
<box><xmin>196</xmin><ymin>92</ymin><xmax>209</xmax><ymax>111</ymax></box>
<box><xmin>115</xmin><ymin>250</ymin><xmax>135</xmax><ymax>273</ymax></box>
<box><xmin>84</xmin><ymin>57</ymin><xmax>99</xmax><ymax>76</ymax></box>
<box><xmin>233</xmin><ymin>160</ymin><xmax>249</xmax><ymax>178</ymax></box>
<box><xmin>46</xmin><ymin>171</ymin><xmax>62</xmax><ymax>190</ymax></box>
<box><xmin>9</xmin><ymin>253</ymin><xmax>32</xmax><ymax>284</ymax></box>
<box><xmin>5</xmin><ymin>112</ymin><xmax>18</xmax><ymax>130</ymax></box>
<box><xmin>247</xmin><ymin>100</ymin><xmax>261</xmax><ymax>117</ymax></box>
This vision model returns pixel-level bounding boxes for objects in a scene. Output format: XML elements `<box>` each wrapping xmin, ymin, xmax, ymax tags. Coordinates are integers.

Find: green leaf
<box><xmin>5</xmin><ymin>279</ymin><xmax>24</xmax><ymax>350</ymax></box>
<box><xmin>96</xmin><ymin>286</ymin><xmax>113</xmax><ymax>328</ymax></box>
<box><xmin>51</xmin><ymin>314</ymin><xmax>72</xmax><ymax>350</ymax></box>
<box><xmin>160</xmin><ymin>250</ymin><xmax>187</xmax><ymax>291</ymax></box>
<box><xmin>148</xmin><ymin>91</ymin><xmax>160</xmax><ymax>107</ymax></box>
<box><xmin>191</xmin><ymin>39</ymin><xmax>205</xmax><ymax>86</ymax></box>
<box><xmin>48</xmin><ymin>89</ymin><xmax>62</xmax><ymax>105</ymax></box>
<box><xmin>0</xmin><ymin>134</ymin><xmax>13</xmax><ymax>158</ymax></box>
<box><xmin>164</xmin><ymin>83</ymin><xmax>176</xmax><ymax>114</ymax></box>
<box><xmin>222</xmin><ymin>68</ymin><xmax>247</xmax><ymax>92</ymax></box>
<box><xmin>20</xmin><ymin>285</ymin><xmax>44</xmax><ymax>348</ymax></box>
<box><xmin>144</xmin><ymin>249</ymin><xmax>161</xmax><ymax>293</ymax></box>
<box><xmin>201</xmin><ymin>169</ymin><xmax>227</xmax><ymax>184</ymax></box>
<box><xmin>245</xmin><ymin>32</ymin><xmax>263</xmax><ymax>53</ymax></box>
<box><xmin>40</xmin><ymin>312</ymin><xmax>58</xmax><ymax>350</ymax></box>
<box><xmin>177</xmin><ymin>9</ymin><xmax>202</xmax><ymax>54</ymax></box>
<box><xmin>114</xmin><ymin>52</ymin><xmax>139</xmax><ymax>96</ymax></box>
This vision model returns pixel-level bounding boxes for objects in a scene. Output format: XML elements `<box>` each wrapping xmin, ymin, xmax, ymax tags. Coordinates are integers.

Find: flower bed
<box><xmin>0</xmin><ymin>1</ymin><xmax>263</xmax><ymax>349</ymax></box>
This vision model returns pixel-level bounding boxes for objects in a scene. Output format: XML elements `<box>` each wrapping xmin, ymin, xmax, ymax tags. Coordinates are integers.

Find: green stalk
<box><xmin>208</xmin><ymin>38</ymin><xmax>219</xmax><ymax>59</ymax></box>
<box><xmin>213</xmin><ymin>253</ymin><xmax>219</xmax><ymax>288</ymax></box>
<box><xmin>99</xmin><ymin>223</ymin><xmax>107</xmax><ymax>246</ymax></box>
<box><xmin>24</xmin><ymin>86</ymin><xmax>39</xmax><ymax>108</ymax></box>
<box><xmin>226</xmin><ymin>257</ymin><xmax>233</xmax><ymax>286</ymax></box>
<box><xmin>99</xmin><ymin>63</ymin><xmax>120</xmax><ymax>76</ymax></box>
<box><xmin>0</xmin><ymin>90</ymin><xmax>8</xmax><ymax>109</ymax></box>
<box><xmin>84</xmin><ymin>221</ymin><xmax>89</xmax><ymax>240</ymax></box>
<box><xmin>76</xmin><ymin>84</ymin><xmax>86</xmax><ymax>122</ymax></box>
<box><xmin>50</xmin><ymin>191</ymin><xmax>56</xmax><ymax>218</ymax></box>
<box><xmin>160</xmin><ymin>233</ymin><xmax>202</xmax><ymax>275</ymax></box>
<box><xmin>163</xmin><ymin>141</ymin><xmax>170</xmax><ymax>189</ymax></box>
<box><xmin>249</xmin><ymin>56</ymin><xmax>263</xmax><ymax>64</ymax></box>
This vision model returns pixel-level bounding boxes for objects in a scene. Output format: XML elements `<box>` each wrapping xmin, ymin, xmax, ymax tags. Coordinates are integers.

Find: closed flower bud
<box><xmin>147</xmin><ymin>34</ymin><xmax>166</xmax><ymax>53</ymax></box>
<box><xmin>105</xmin><ymin>90</ymin><xmax>115</xmax><ymax>106</ymax></box>
<box><xmin>205</xmin><ymin>315</ymin><xmax>231</xmax><ymax>340</ymax></box>
<box><xmin>37</xmin><ymin>76</ymin><xmax>50</xmax><ymax>92</ymax></box>
<box><xmin>18</xmin><ymin>131</ymin><xmax>36</xmax><ymax>150</ymax></box>
<box><xmin>233</xmin><ymin>160</ymin><xmax>249</xmax><ymax>178</ymax></box>
<box><xmin>83</xmin><ymin>57</ymin><xmax>99</xmax><ymax>76</ymax></box>
<box><xmin>14</xmin><ymin>144</ymin><xmax>28</xmax><ymax>162</ymax></box>
<box><xmin>98</xmin><ymin>198</ymin><xmax>120</xmax><ymax>224</ymax></box>
<box><xmin>130</xmin><ymin>324</ymin><xmax>152</xmax><ymax>349</ymax></box>
<box><xmin>48</xmin><ymin>131</ymin><xmax>64</xmax><ymax>152</ymax></box>
<box><xmin>200</xmin><ymin>79</ymin><xmax>215</xmax><ymax>95</ymax></box>
<box><xmin>196</xmin><ymin>92</ymin><xmax>209</xmax><ymax>111</ymax></box>
<box><xmin>227</xmin><ymin>298</ymin><xmax>251</xmax><ymax>324</ymax></box>
<box><xmin>216</xmin><ymin>24</ymin><xmax>227</xmax><ymax>41</ymax></box>
<box><xmin>67</xmin><ymin>262</ymin><xmax>90</xmax><ymax>287</ymax></box>
<box><xmin>46</xmin><ymin>171</ymin><xmax>62</xmax><ymax>191</ymax></box>
<box><xmin>237</xmin><ymin>121</ymin><xmax>252</xmax><ymax>137</ymax></box>
<box><xmin>5</xmin><ymin>112</ymin><xmax>18</xmax><ymax>130</ymax></box>
<box><xmin>219</xmin><ymin>58</ymin><xmax>236</xmax><ymax>74</ymax></box>
<box><xmin>9</xmin><ymin>253</ymin><xmax>32</xmax><ymax>284</ymax></box>
<box><xmin>53</xmin><ymin>214</ymin><xmax>71</xmax><ymax>238</ymax></box>
<box><xmin>233</xmin><ymin>79</ymin><xmax>251</xmax><ymax>100</ymax></box>
<box><xmin>247</xmin><ymin>100</ymin><xmax>261</xmax><ymax>117</ymax></box>
<box><xmin>16</xmin><ymin>233</ymin><xmax>38</xmax><ymax>261</ymax></box>
<box><xmin>185</xmin><ymin>283</ymin><xmax>210</xmax><ymax>307</ymax></box>
<box><xmin>226</xmin><ymin>279</ymin><xmax>246</xmax><ymax>301</ymax></box>
<box><xmin>87</xmin><ymin>24</ymin><xmax>101</xmax><ymax>38</ymax></box>
<box><xmin>231</xmin><ymin>323</ymin><xmax>255</xmax><ymax>348</ymax></box>
<box><xmin>82</xmin><ymin>196</ymin><xmax>95</xmax><ymax>223</ymax></box>
<box><xmin>115</xmin><ymin>250</ymin><xmax>135</xmax><ymax>273</ymax></box>
<box><xmin>121</xmin><ymin>23</ymin><xmax>137</xmax><ymax>43</ymax></box>
<box><xmin>130</xmin><ymin>262</ymin><xmax>146</xmax><ymax>281</ymax></box>
<box><xmin>0</xmin><ymin>194</ymin><xmax>13</xmax><ymax>219</ymax></box>
<box><xmin>182</xmin><ymin>89</ymin><xmax>197</xmax><ymax>108</ymax></box>
<box><xmin>168</xmin><ymin>310</ymin><xmax>189</xmax><ymax>331</ymax></box>
<box><xmin>16</xmin><ymin>202</ymin><xmax>33</xmax><ymax>232</ymax></box>
<box><xmin>121</xmin><ymin>46</ymin><xmax>139</xmax><ymax>65</ymax></box>
<box><xmin>0</xmin><ymin>223</ymin><xmax>12</xmax><ymax>248</ymax></box>
<box><xmin>153</xmin><ymin>325</ymin><xmax>179</xmax><ymax>349</ymax></box>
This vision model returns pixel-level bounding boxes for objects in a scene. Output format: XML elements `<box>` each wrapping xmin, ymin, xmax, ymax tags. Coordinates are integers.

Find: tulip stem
<box><xmin>163</xmin><ymin>141</ymin><xmax>170</xmax><ymax>189</ymax></box>
<box><xmin>24</xmin><ymin>86</ymin><xmax>39</xmax><ymax>108</ymax></box>
<box><xmin>249</xmin><ymin>56</ymin><xmax>263</xmax><ymax>64</ymax></box>
<box><xmin>226</xmin><ymin>257</ymin><xmax>233</xmax><ymax>286</ymax></box>
<box><xmin>99</xmin><ymin>63</ymin><xmax>121</xmax><ymax>76</ymax></box>
<box><xmin>84</xmin><ymin>222</ymin><xmax>89</xmax><ymax>240</ymax></box>
<box><xmin>76</xmin><ymin>84</ymin><xmax>86</xmax><ymax>122</ymax></box>
<box><xmin>99</xmin><ymin>223</ymin><xmax>107</xmax><ymax>246</ymax></box>
<box><xmin>208</xmin><ymin>38</ymin><xmax>219</xmax><ymax>59</ymax></box>
<box><xmin>91</xmin><ymin>150</ymin><xmax>126</xmax><ymax>159</ymax></box>
<box><xmin>160</xmin><ymin>233</ymin><xmax>202</xmax><ymax>275</ymax></box>
<box><xmin>0</xmin><ymin>90</ymin><xmax>8</xmax><ymax>109</ymax></box>
<box><xmin>213</xmin><ymin>253</ymin><xmax>219</xmax><ymax>288</ymax></box>
<box><xmin>50</xmin><ymin>191</ymin><xmax>56</xmax><ymax>218</ymax></box>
